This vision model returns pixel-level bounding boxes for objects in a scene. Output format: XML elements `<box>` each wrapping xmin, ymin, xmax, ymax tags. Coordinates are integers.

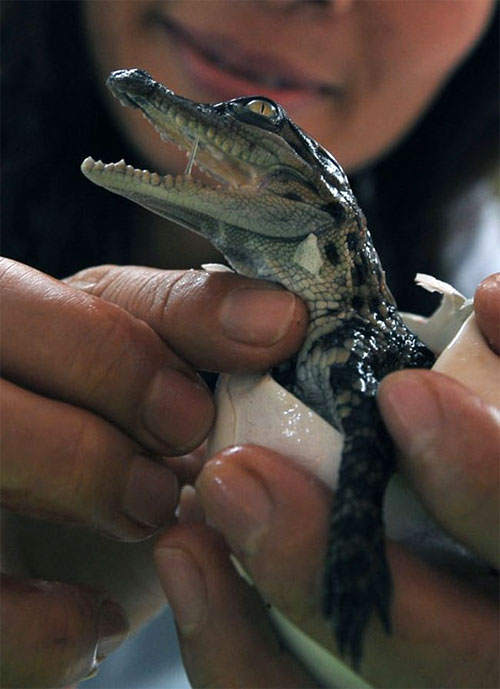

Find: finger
<box><xmin>0</xmin><ymin>258</ymin><xmax>214</xmax><ymax>455</ymax></box>
<box><xmin>196</xmin><ymin>447</ymin><xmax>332</xmax><ymax>637</ymax></box>
<box><xmin>0</xmin><ymin>574</ymin><xmax>129</xmax><ymax>687</ymax></box>
<box><xmin>162</xmin><ymin>444</ymin><xmax>207</xmax><ymax>486</ymax></box>
<box><xmin>66</xmin><ymin>264</ymin><xmax>308</xmax><ymax>372</ymax></box>
<box><xmin>378</xmin><ymin>370</ymin><xmax>500</xmax><ymax>566</ymax></box>
<box><xmin>155</xmin><ymin>524</ymin><xmax>316</xmax><ymax>689</ymax></box>
<box><xmin>1</xmin><ymin>378</ymin><xmax>179</xmax><ymax>539</ymax></box>
<box><xmin>178</xmin><ymin>485</ymin><xmax>206</xmax><ymax>524</ymax></box>
<box><xmin>196</xmin><ymin>446</ymin><xmax>499</xmax><ymax>686</ymax></box>
<box><xmin>475</xmin><ymin>273</ymin><xmax>500</xmax><ymax>354</ymax></box>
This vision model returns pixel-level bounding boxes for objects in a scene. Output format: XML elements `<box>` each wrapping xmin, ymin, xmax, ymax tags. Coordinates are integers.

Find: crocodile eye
<box><xmin>245</xmin><ymin>99</ymin><xmax>278</xmax><ymax>119</ymax></box>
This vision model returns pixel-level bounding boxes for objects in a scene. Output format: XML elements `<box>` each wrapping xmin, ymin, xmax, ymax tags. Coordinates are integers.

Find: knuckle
<box><xmin>52</xmin><ymin>413</ymin><xmax>102</xmax><ymax>510</ymax></box>
<box><xmin>152</xmin><ymin>269</ymin><xmax>207</xmax><ymax>323</ymax></box>
<box><xmin>65</xmin><ymin>263</ymin><xmax>120</xmax><ymax>288</ymax></box>
<box><xmin>62</xmin><ymin>411</ymin><xmax>127</xmax><ymax>523</ymax></box>
<box><xmin>69</xmin><ymin>299</ymin><xmax>157</xmax><ymax>399</ymax></box>
<box><xmin>0</xmin><ymin>256</ymin><xmax>20</xmax><ymax>284</ymax></box>
<box><xmin>129</xmin><ymin>268</ymin><xmax>185</xmax><ymax>320</ymax></box>
<box><xmin>165</xmin><ymin>270</ymin><xmax>244</xmax><ymax>319</ymax></box>
<box><xmin>0</xmin><ymin>259</ymin><xmax>39</xmax><ymax>309</ymax></box>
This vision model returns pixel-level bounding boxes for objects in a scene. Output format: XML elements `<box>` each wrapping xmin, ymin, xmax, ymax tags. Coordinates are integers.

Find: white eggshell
<box><xmin>433</xmin><ymin>314</ymin><xmax>499</xmax><ymax>408</ymax></box>
<box><xmin>207</xmin><ymin>279</ymin><xmax>498</xmax><ymax>686</ymax></box>
<box><xmin>207</xmin><ymin>372</ymin><xmax>344</xmax><ymax>489</ymax></box>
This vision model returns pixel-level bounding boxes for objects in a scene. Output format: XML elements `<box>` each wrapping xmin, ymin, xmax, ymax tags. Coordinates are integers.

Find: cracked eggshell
<box><xmin>206</xmin><ymin>279</ymin><xmax>498</xmax><ymax>688</ymax></box>
<box><xmin>208</xmin><ymin>310</ymin><xmax>498</xmax><ymax>553</ymax></box>
<box><xmin>208</xmin><ymin>281</ymin><xmax>498</xmax><ymax>498</ymax></box>
<box><xmin>432</xmin><ymin>314</ymin><xmax>499</xmax><ymax>408</ymax></box>
<box><xmin>208</xmin><ymin>372</ymin><xmax>344</xmax><ymax>489</ymax></box>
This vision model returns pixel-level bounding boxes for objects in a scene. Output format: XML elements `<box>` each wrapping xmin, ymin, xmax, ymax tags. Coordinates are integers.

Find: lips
<box><xmin>152</xmin><ymin>13</ymin><xmax>339</xmax><ymax>101</ymax></box>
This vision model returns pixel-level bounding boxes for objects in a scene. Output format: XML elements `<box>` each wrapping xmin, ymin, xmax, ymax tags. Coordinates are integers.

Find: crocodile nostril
<box><xmin>106</xmin><ymin>68</ymin><xmax>157</xmax><ymax>105</ymax></box>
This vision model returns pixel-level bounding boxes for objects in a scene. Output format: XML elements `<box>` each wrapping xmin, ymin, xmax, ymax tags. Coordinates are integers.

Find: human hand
<box><xmin>0</xmin><ymin>258</ymin><xmax>307</xmax><ymax>687</ymax></box>
<box><xmin>155</xmin><ymin>273</ymin><xmax>499</xmax><ymax>688</ymax></box>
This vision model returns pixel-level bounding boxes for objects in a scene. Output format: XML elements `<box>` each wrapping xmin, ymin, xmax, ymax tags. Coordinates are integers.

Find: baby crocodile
<box><xmin>82</xmin><ymin>69</ymin><xmax>435</xmax><ymax>667</ymax></box>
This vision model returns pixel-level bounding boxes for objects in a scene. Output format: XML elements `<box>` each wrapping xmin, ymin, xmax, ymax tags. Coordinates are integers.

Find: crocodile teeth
<box><xmin>82</xmin><ymin>156</ymin><xmax>207</xmax><ymax>191</ymax></box>
<box><xmin>81</xmin><ymin>157</ymin><xmax>94</xmax><ymax>173</ymax></box>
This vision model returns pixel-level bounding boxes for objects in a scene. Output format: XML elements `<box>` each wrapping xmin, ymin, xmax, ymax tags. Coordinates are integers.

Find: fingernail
<box><xmin>143</xmin><ymin>368</ymin><xmax>214</xmax><ymax>452</ymax></box>
<box><xmin>122</xmin><ymin>454</ymin><xmax>178</xmax><ymax>529</ymax></box>
<box><xmin>156</xmin><ymin>547</ymin><xmax>208</xmax><ymax>636</ymax></box>
<box><xmin>378</xmin><ymin>372</ymin><xmax>440</xmax><ymax>459</ymax></box>
<box><xmin>220</xmin><ymin>288</ymin><xmax>297</xmax><ymax>345</ymax></box>
<box><xmin>198</xmin><ymin>458</ymin><xmax>273</xmax><ymax>555</ymax></box>
<box><xmin>96</xmin><ymin>598</ymin><xmax>129</xmax><ymax>660</ymax></box>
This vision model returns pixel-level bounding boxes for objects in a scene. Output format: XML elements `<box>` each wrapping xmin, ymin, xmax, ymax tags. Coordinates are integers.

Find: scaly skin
<box><xmin>81</xmin><ymin>69</ymin><xmax>435</xmax><ymax>666</ymax></box>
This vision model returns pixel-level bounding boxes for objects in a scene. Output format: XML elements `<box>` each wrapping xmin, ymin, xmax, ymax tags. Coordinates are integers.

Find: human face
<box><xmin>84</xmin><ymin>0</ymin><xmax>494</xmax><ymax>173</ymax></box>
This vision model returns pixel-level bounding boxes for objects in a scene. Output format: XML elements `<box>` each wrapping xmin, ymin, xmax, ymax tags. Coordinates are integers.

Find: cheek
<box><xmin>329</xmin><ymin>0</ymin><xmax>495</xmax><ymax>170</ymax></box>
<box><xmin>370</xmin><ymin>0</ymin><xmax>495</xmax><ymax>83</ymax></box>
<box><xmin>83</xmin><ymin>1</ymin><xmax>149</xmax><ymax>75</ymax></box>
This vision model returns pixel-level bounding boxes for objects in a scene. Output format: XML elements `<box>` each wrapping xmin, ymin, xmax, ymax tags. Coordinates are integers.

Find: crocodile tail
<box><xmin>323</xmin><ymin>415</ymin><xmax>394</xmax><ymax>668</ymax></box>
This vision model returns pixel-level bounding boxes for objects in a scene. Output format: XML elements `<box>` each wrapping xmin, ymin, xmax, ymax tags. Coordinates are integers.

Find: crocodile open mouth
<box><xmin>81</xmin><ymin>69</ymin><xmax>322</xmax><ymax>237</ymax></box>
<box><xmin>87</xmin><ymin>68</ymin><xmax>287</xmax><ymax>192</ymax></box>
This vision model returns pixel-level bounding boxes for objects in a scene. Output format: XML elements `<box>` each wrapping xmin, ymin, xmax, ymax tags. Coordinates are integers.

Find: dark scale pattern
<box><xmin>283</xmin><ymin>191</ymin><xmax>303</xmax><ymax>202</ymax></box>
<box><xmin>321</xmin><ymin>201</ymin><xmax>347</xmax><ymax>223</ymax></box>
<box><xmin>311</xmin><ymin>316</ymin><xmax>434</xmax><ymax>666</ymax></box>
<box><xmin>325</xmin><ymin>242</ymin><xmax>340</xmax><ymax>265</ymax></box>
<box><xmin>353</xmin><ymin>259</ymin><xmax>369</xmax><ymax>287</ymax></box>
<box><xmin>324</xmin><ymin>416</ymin><xmax>394</xmax><ymax>665</ymax></box>
<box><xmin>351</xmin><ymin>295</ymin><xmax>365</xmax><ymax>310</ymax></box>
<box><xmin>346</xmin><ymin>231</ymin><xmax>359</xmax><ymax>251</ymax></box>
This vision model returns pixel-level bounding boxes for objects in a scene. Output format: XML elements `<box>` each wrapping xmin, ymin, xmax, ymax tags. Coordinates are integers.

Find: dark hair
<box><xmin>2</xmin><ymin>1</ymin><xmax>498</xmax><ymax>312</ymax></box>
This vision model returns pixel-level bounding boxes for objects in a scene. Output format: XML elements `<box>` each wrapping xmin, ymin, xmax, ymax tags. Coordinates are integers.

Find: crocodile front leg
<box><xmin>312</xmin><ymin>318</ymin><xmax>433</xmax><ymax>667</ymax></box>
<box><xmin>323</xmin><ymin>392</ymin><xmax>394</xmax><ymax>668</ymax></box>
<box><xmin>292</xmin><ymin>318</ymin><xmax>402</xmax><ymax>667</ymax></box>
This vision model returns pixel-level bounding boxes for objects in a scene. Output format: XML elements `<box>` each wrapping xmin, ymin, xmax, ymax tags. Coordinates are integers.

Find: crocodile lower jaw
<box><xmin>81</xmin><ymin>156</ymin><xmax>210</xmax><ymax>193</ymax></box>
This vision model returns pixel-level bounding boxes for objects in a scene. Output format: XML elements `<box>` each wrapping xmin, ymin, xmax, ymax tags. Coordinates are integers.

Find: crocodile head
<box><xmin>81</xmin><ymin>69</ymin><xmax>365</xmax><ymax>278</ymax></box>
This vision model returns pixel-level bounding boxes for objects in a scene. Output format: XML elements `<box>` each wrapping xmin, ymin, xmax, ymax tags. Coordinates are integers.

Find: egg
<box><xmin>206</xmin><ymin>273</ymin><xmax>498</xmax><ymax>686</ymax></box>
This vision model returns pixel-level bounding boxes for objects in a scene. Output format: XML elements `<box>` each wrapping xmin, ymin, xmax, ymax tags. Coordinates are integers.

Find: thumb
<box><xmin>378</xmin><ymin>369</ymin><xmax>500</xmax><ymax>567</ymax></box>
